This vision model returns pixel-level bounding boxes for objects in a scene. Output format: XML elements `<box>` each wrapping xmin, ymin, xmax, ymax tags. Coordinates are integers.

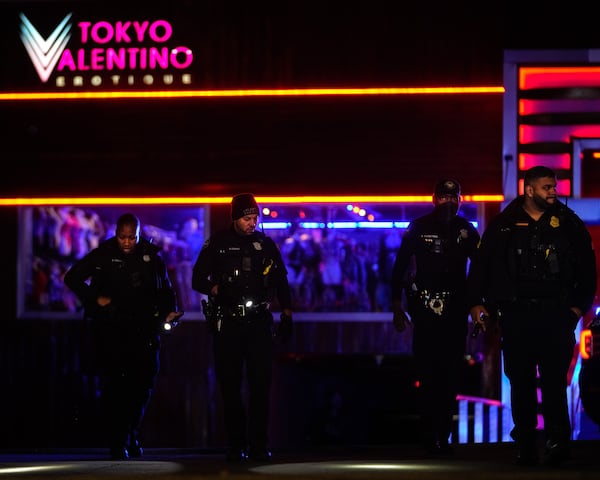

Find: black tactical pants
<box><xmin>411</xmin><ymin>304</ymin><xmax>467</xmax><ymax>447</ymax></box>
<box><xmin>500</xmin><ymin>299</ymin><xmax>575</xmax><ymax>449</ymax></box>
<box><xmin>212</xmin><ymin>311</ymin><xmax>274</xmax><ymax>452</ymax></box>
<box><xmin>100</xmin><ymin>335</ymin><xmax>160</xmax><ymax>451</ymax></box>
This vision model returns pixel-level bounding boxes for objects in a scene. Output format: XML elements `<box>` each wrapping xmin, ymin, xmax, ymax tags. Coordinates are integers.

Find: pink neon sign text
<box><xmin>58</xmin><ymin>47</ymin><xmax>192</xmax><ymax>71</ymax></box>
<box><xmin>56</xmin><ymin>18</ymin><xmax>193</xmax><ymax>73</ymax></box>
<box><xmin>78</xmin><ymin>20</ymin><xmax>173</xmax><ymax>44</ymax></box>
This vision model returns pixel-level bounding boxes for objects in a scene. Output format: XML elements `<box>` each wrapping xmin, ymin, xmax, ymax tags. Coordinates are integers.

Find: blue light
<box><xmin>393</xmin><ymin>221</ymin><xmax>410</xmax><ymax>229</ymax></box>
<box><xmin>300</xmin><ymin>222</ymin><xmax>325</xmax><ymax>229</ymax></box>
<box><xmin>328</xmin><ymin>222</ymin><xmax>358</xmax><ymax>229</ymax></box>
<box><xmin>259</xmin><ymin>220</ymin><xmax>478</xmax><ymax>230</ymax></box>
<box><xmin>357</xmin><ymin>221</ymin><xmax>394</xmax><ymax>228</ymax></box>
<box><xmin>260</xmin><ymin>222</ymin><xmax>291</xmax><ymax>229</ymax></box>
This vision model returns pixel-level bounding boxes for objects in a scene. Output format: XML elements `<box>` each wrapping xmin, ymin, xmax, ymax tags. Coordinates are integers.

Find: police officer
<box><xmin>391</xmin><ymin>179</ymin><xmax>480</xmax><ymax>455</ymax></box>
<box><xmin>466</xmin><ymin>166</ymin><xmax>597</xmax><ymax>466</ymax></box>
<box><xmin>64</xmin><ymin>213</ymin><xmax>183</xmax><ymax>460</ymax></box>
<box><xmin>192</xmin><ymin>193</ymin><xmax>293</xmax><ymax>462</ymax></box>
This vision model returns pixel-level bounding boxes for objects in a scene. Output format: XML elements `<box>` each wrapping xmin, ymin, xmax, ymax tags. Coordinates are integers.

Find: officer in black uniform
<box><xmin>391</xmin><ymin>179</ymin><xmax>480</xmax><ymax>455</ymax></box>
<box><xmin>192</xmin><ymin>193</ymin><xmax>293</xmax><ymax>462</ymax></box>
<box><xmin>467</xmin><ymin>165</ymin><xmax>597</xmax><ymax>466</ymax></box>
<box><xmin>64</xmin><ymin>213</ymin><xmax>183</xmax><ymax>460</ymax></box>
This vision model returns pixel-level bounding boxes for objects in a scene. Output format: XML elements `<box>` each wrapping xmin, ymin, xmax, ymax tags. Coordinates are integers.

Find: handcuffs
<box><xmin>411</xmin><ymin>284</ymin><xmax>451</xmax><ymax>316</ymax></box>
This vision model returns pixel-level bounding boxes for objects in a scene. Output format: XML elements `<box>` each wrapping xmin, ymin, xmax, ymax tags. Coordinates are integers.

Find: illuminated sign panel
<box><xmin>504</xmin><ymin>50</ymin><xmax>600</xmax><ymax>204</ymax></box>
<box><xmin>1</xmin><ymin>3</ymin><xmax>506</xmax><ymax>100</ymax></box>
<box><xmin>516</xmin><ymin>65</ymin><xmax>600</xmax><ymax>197</ymax></box>
<box><xmin>1</xmin><ymin>3</ymin><xmax>195</xmax><ymax>91</ymax></box>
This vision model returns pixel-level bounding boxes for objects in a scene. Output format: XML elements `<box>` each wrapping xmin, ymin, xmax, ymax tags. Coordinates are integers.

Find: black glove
<box><xmin>471</xmin><ymin>314</ymin><xmax>489</xmax><ymax>338</ymax></box>
<box><xmin>277</xmin><ymin>313</ymin><xmax>293</xmax><ymax>343</ymax></box>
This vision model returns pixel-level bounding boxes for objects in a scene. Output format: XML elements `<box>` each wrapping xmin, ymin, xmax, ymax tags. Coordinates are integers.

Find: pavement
<box><xmin>1</xmin><ymin>441</ymin><xmax>600</xmax><ymax>479</ymax></box>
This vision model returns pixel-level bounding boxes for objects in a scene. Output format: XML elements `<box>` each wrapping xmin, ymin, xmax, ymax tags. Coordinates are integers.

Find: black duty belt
<box><xmin>416</xmin><ymin>290</ymin><xmax>451</xmax><ymax>316</ymax></box>
<box><xmin>223</xmin><ymin>302</ymin><xmax>269</xmax><ymax>318</ymax></box>
<box><xmin>510</xmin><ymin>297</ymin><xmax>562</xmax><ymax>311</ymax></box>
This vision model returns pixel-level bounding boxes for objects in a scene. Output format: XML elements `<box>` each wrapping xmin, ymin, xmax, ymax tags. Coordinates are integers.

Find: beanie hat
<box><xmin>434</xmin><ymin>179</ymin><xmax>461</xmax><ymax>197</ymax></box>
<box><xmin>231</xmin><ymin>193</ymin><xmax>260</xmax><ymax>220</ymax></box>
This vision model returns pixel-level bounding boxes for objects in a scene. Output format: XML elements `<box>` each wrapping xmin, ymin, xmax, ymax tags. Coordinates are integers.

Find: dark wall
<box><xmin>0</xmin><ymin>94</ymin><xmax>504</xmax><ymax>197</ymax></box>
<box><xmin>0</xmin><ymin>314</ymin><xmax>431</xmax><ymax>449</ymax></box>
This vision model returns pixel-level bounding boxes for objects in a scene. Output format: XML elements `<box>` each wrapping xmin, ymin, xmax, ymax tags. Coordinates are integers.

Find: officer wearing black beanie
<box><xmin>231</xmin><ymin>193</ymin><xmax>260</xmax><ymax>220</ymax></box>
<box><xmin>192</xmin><ymin>193</ymin><xmax>293</xmax><ymax>462</ymax></box>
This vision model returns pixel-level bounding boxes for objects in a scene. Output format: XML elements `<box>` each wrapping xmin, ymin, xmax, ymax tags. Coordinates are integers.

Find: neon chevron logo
<box><xmin>19</xmin><ymin>13</ymin><xmax>72</xmax><ymax>83</ymax></box>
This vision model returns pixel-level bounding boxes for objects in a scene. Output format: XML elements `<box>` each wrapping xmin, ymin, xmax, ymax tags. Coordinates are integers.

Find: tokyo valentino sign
<box><xmin>16</xmin><ymin>8</ymin><xmax>194</xmax><ymax>89</ymax></box>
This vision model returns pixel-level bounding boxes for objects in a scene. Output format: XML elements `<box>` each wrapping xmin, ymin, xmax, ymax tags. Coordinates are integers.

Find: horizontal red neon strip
<box><xmin>456</xmin><ymin>394</ymin><xmax>503</xmax><ymax>407</ymax></box>
<box><xmin>0</xmin><ymin>86</ymin><xmax>504</xmax><ymax>101</ymax></box>
<box><xmin>0</xmin><ymin>195</ymin><xmax>505</xmax><ymax>207</ymax></box>
<box><xmin>519</xmin><ymin>67</ymin><xmax>600</xmax><ymax>90</ymax></box>
<box><xmin>518</xmin><ymin>153</ymin><xmax>571</xmax><ymax>170</ymax></box>
<box><xmin>519</xmin><ymin>124</ymin><xmax>600</xmax><ymax>143</ymax></box>
<box><xmin>519</xmin><ymin>98</ymin><xmax>600</xmax><ymax>115</ymax></box>
<box><xmin>517</xmin><ymin>179</ymin><xmax>570</xmax><ymax>196</ymax></box>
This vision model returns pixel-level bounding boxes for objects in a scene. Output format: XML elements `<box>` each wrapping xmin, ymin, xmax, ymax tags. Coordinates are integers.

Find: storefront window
<box><xmin>260</xmin><ymin>202</ymin><xmax>479</xmax><ymax>313</ymax></box>
<box><xmin>18</xmin><ymin>205</ymin><xmax>206</xmax><ymax>318</ymax></box>
<box><xmin>17</xmin><ymin>202</ymin><xmax>479</xmax><ymax>318</ymax></box>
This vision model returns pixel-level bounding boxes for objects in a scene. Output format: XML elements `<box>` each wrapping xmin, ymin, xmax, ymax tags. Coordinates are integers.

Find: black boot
<box><xmin>543</xmin><ymin>440</ymin><xmax>570</xmax><ymax>466</ymax></box>
<box><xmin>109</xmin><ymin>446</ymin><xmax>129</xmax><ymax>461</ymax></box>
<box><xmin>248</xmin><ymin>447</ymin><xmax>272</xmax><ymax>462</ymax></box>
<box><xmin>225</xmin><ymin>448</ymin><xmax>248</xmax><ymax>462</ymax></box>
<box><xmin>515</xmin><ymin>441</ymin><xmax>539</xmax><ymax>466</ymax></box>
<box><xmin>128</xmin><ymin>438</ymin><xmax>143</xmax><ymax>458</ymax></box>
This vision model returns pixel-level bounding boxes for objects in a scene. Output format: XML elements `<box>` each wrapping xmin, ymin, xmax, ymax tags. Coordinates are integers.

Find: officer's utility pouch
<box><xmin>202</xmin><ymin>298</ymin><xmax>223</xmax><ymax>333</ymax></box>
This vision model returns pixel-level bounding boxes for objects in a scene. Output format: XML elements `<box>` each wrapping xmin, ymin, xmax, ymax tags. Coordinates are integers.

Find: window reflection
<box><xmin>20</xmin><ymin>202</ymin><xmax>479</xmax><ymax>317</ymax></box>
<box><xmin>262</xmin><ymin>202</ymin><xmax>478</xmax><ymax>313</ymax></box>
<box><xmin>22</xmin><ymin>206</ymin><xmax>205</xmax><ymax>316</ymax></box>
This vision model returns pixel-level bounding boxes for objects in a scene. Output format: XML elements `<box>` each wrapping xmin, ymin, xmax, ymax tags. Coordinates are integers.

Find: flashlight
<box><xmin>163</xmin><ymin>311</ymin><xmax>184</xmax><ymax>331</ymax></box>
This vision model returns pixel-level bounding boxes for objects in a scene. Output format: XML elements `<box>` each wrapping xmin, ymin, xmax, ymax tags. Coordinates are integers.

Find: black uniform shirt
<box><xmin>391</xmin><ymin>211</ymin><xmax>480</xmax><ymax>302</ymax></box>
<box><xmin>64</xmin><ymin>237</ymin><xmax>177</xmax><ymax>334</ymax></box>
<box><xmin>466</xmin><ymin>196</ymin><xmax>597</xmax><ymax>314</ymax></box>
<box><xmin>192</xmin><ymin>226</ymin><xmax>292</xmax><ymax>310</ymax></box>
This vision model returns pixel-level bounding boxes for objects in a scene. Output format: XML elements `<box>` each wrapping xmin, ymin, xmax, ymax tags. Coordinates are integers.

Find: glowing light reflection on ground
<box><xmin>250</xmin><ymin>460</ymin><xmax>467</xmax><ymax>475</ymax></box>
<box><xmin>0</xmin><ymin>460</ymin><xmax>183</xmax><ymax>476</ymax></box>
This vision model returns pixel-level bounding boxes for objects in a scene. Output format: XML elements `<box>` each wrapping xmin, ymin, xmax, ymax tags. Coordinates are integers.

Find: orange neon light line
<box><xmin>0</xmin><ymin>195</ymin><xmax>504</xmax><ymax>207</ymax></box>
<box><xmin>580</xmin><ymin>329</ymin><xmax>592</xmax><ymax>360</ymax></box>
<box><xmin>0</xmin><ymin>86</ymin><xmax>504</xmax><ymax>101</ymax></box>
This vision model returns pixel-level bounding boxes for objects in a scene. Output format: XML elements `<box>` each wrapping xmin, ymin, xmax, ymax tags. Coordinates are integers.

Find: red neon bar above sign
<box><xmin>0</xmin><ymin>195</ymin><xmax>505</xmax><ymax>207</ymax></box>
<box><xmin>0</xmin><ymin>86</ymin><xmax>504</xmax><ymax>101</ymax></box>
